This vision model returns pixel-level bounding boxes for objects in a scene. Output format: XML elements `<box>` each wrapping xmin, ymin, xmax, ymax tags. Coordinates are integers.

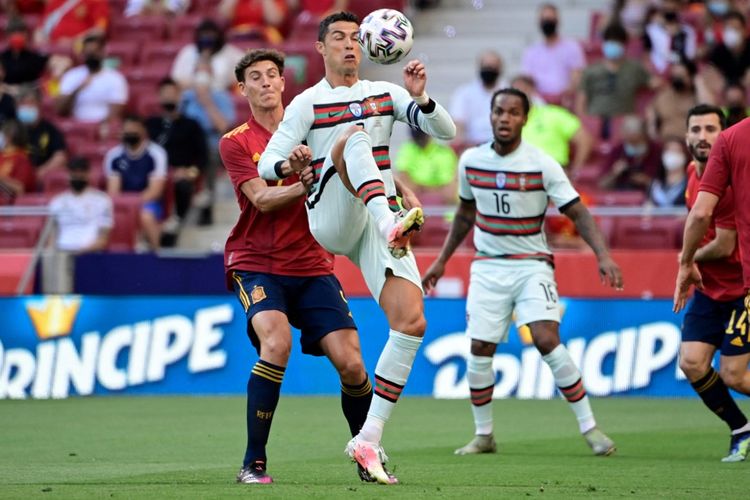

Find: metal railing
<box><xmin>0</xmin><ymin>205</ymin><xmax>55</xmax><ymax>295</ymax></box>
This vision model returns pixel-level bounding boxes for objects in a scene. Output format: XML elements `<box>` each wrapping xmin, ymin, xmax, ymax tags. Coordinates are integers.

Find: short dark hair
<box><xmin>82</xmin><ymin>33</ymin><xmax>105</xmax><ymax>47</ymax></box>
<box><xmin>234</xmin><ymin>48</ymin><xmax>285</xmax><ymax>83</ymax></box>
<box><xmin>68</xmin><ymin>156</ymin><xmax>90</xmax><ymax>172</ymax></box>
<box><xmin>158</xmin><ymin>77</ymin><xmax>177</xmax><ymax>90</ymax></box>
<box><xmin>123</xmin><ymin>113</ymin><xmax>146</xmax><ymax>127</ymax></box>
<box><xmin>686</xmin><ymin>104</ymin><xmax>726</xmax><ymax>129</ymax></box>
<box><xmin>602</xmin><ymin>23</ymin><xmax>628</xmax><ymax>43</ymax></box>
<box><xmin>725</xmin><ymin>10</ymin><xmax>746</xmax><ymax>26</ymax></box>
<box><xmin>318</xmin><ymin>11</ymin><xmax>360</xmax><ymax>42</ymax></box>
<box><xmin>491</xmin><ymin>88</ymin><xmax>530</xmax><ymax>116</ymax></box>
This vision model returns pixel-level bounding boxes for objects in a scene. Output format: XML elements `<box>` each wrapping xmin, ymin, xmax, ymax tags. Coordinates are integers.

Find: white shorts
<box><xmin>306</xmin><ymin>160</ymin><xmax>422</xmax><ymax>301</ymax></box>
<box><xmin>466</xmin><ymin>259</ymin><xmax>560</xmax><ymax>344</ymax></box>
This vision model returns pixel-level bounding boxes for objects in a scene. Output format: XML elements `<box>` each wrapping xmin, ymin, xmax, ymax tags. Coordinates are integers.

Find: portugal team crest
<box><xmin>495</xmin><ymin>172</ymin><xmax>506</xmax><ymax>188</ymax></box>
<box><xmin>349</xmin><ymin>102</ymin><xmax>363</xmax><ymax>117</ymax></box>
<box><xmin>518</xmin><ymin>174</ymin><xmax>527</xmax><ymax>191</ymax></box>
<box><xmin>251</xmin><ymin>286</ymin><xmax>267</xmax><ymax>304</ymax></box>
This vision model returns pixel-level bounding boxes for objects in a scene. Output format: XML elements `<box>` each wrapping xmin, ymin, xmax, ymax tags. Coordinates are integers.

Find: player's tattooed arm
<box><xmin>422</xmin><ymin>198</ymin><xmax>475</xmax><ymax>292</ymax></box>
<box><xmin>563</xmin><ymin>200</ymin><xmax>623</xmax><ymax>290</ymax></box>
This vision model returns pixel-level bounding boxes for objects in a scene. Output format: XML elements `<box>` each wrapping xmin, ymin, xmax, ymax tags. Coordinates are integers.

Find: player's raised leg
<box><xmin>330</xmin><ymin>127</ymin><xmax>423</xmax><ymax>258</ymax></box>
<box><xmin>454</xmin><ymin>339</ymin><xmax>498</xmax><ymax>455</ymax></box>
<box><xmin>530</xmin><ymin>320</ymin><xmax>615</xmax><ymax>456</ymax></box>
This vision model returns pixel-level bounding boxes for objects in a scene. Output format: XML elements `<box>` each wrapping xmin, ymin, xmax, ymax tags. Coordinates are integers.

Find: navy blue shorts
<box><xmin>230</xmin><ymin>271</ymin><xmax>356</xmax><ymax>356</ymax></box>
<box><xmin>682</xmin><ymin>290</ymin><xmax>750</xmax><ymax>356</ymax></box>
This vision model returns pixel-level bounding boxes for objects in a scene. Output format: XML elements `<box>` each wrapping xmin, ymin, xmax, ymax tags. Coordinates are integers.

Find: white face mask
<box><xmin>723</xmin><ymin>27</ymin><xmax>744</xmax><ymax>49</ymax></box>
<box><xmin>662</xmin><ymin>151</ymin><xmax>686</xmax><ymax>171</ymax></box>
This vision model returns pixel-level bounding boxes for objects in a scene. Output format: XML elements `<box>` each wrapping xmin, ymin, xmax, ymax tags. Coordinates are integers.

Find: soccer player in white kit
<box><xmin>258</xmin><ymin>12</ymin><xmax>456</xmax><ymax>484</ymax></box>
<box><xmin>423</xmin><ymin>88</ymin><xmax>623</xmax><ymax>457</ymax></box>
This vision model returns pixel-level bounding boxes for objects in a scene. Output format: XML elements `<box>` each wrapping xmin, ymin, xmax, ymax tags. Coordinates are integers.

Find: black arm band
<box><xmin>559</xmin><ymin>196</ymin><xmax>581</xmax><ymax>214</ymax></box>
<box><xmin>274</xmin><ymin>160</ymin><xmax>288</xmax><ymax>179</ymax></box>
<box><xmin>418</xmin><ymin>99</ymin><xmax>436</xmax><ymax>114</ymax></box>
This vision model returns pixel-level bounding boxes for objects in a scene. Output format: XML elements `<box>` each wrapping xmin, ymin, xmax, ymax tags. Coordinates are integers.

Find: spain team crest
<box><xmin>251</xmin><ymin>286</ymin><xmax>267</xmax><ymax>304</ymax></box>
<box><xmin>349</xmin><ymin>102</ymin><xmax>363</xmax><ymax>117</ymax></box>
<box><xmin>495</xmin><ymin>172</ymin><xmax>506</xmax><ymax>188</ymax></box>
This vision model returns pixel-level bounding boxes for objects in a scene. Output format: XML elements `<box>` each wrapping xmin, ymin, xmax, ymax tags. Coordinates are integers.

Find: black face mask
<box><xmin>161</xmin><ymin>102</ymin><xmax>178</xmax><ymax>113</ymax></box>
<box><xmin>540</xmin><ymin>19</ymin><xmax>557</xmax><ymax>37</ymax></box>
<box><xmin>123</xmin><ymin>134</ymin><xmax>141</xmax><ymax>147</ymax></box>
<box><xmin>671</xmin><ymin>77</ymin><xmax>687</xmax><ymax>91</ymax></box>
<box><xmin>663</xmin><ymin>10</ymin><xmax>678</xmax><ymax>23</ymax></box>
<box><xmin>479</xmin><ymin>68</ymin><xmax>500</xmax><ymax>86</ymax></box>
<box><xmin>728</xmin><ymin>105</ymin><xmax>746</xmax><ymax>116</ymax></box>
<box><xmin>197</xmin><ymin>36</ymin><xmax>219</xmax><ymax>53</ymax></box>
<box><xmin>70</xmin><ymin>178</ymin><xmax>87</xmax><ymax>193</ymax></box>
<box><xmin>84</xmin><ymin>56</ymin><xmax>102</xmax><ymax>72</ymax></box>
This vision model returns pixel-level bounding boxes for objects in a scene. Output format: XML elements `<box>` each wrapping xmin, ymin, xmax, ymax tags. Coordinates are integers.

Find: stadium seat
<box><xmin>411</xmin><ymin>218</ymin><xmax>450</xmax><ymax>248</ymax></box>
<box><xmin>350</xmin><ymin>0</ymin><xmax>405</xmax><ymax>19</ymax></box>
<box><xmin>108</xmin><ymin>194</ymin><xmax>142</xmax><ymax>251</ymax></box>
<box><xmin>141</xmin><ymin>40</ymin><xmax>185</xmax><ymax>67</ymax></box>
<box><xmin>288</xmin><ymin>11</ymin><xmax>320</xmax><ymax>42</ymax></box>
<box><xmin>282</xmin><ymin>66</ymin><xmax>307</xmax><ymax>107</ymax></box>
<box><xmin>170</xmin><ymin>14</ymin><xmax>204</xmax><ymax>42</ymax></box>
<box><xmin>281</xmin><ymin>41</ymin><xmax>325</xmax><ymax>86</ymax></box>
<box><xmin>110</xmin><ymin>16</ymin><xmax>167</xmax><ymax>43</ymax></box>
<box><xmin>0</xmin><ymin>218</ymin><xmax>44</xmax><ymax>249</ymax></box>
<box><xmin>590</xmin><ymin>190</ymin><xmax>646</xmax><ymax>207</ymax></box>
<box><xmin>611</xmin><ymin>216</ymin><xmax>684</xmax><ymax>250</ymax></box>
<box><xmin>14</xmin><ymin>193</ymin><xmax>52</xmax><ymax>206</ymax></box>
<box><xmin>133</xmin><ymin>92</ymin><xmax>162</xmax><ymax>118</ymax></box>
<box><xmin>53</xmin><ymin>119</ymin><xmax>100</xmax><ymax>144</ymax></box>
<box><xmin>106</xmin><ymin>39</ymin><xmax>141</xmax><ymax>69</ymax></box>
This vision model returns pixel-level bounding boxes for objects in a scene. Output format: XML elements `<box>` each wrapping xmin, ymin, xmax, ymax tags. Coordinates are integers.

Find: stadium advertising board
<box><xmin>0</xmin><ymin>296</ymin><xmax>692</xmax><ymax>399</ymax></box>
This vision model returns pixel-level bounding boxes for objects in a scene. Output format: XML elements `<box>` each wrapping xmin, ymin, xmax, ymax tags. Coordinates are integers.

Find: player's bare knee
<box><xmin>337</xmin><ymin>358</ymin><xmax>367</xmax><ymax>385</ymax></box>
<box><xmin>679</xmin><ymin>356</ymin><xmax>708</xmax><ymax>381</ymax></box>
<box><xmin>719</xmin><ymin>364</ymin><xmax>743</xmax><ymax>390</ymax></box>
<box><xmin>470</xmin><ymin>339</ymin><xmax>496</xmax><ymax>357</ymax></box>
<box><xmin>261</xmin><ymin>334</ymin><xmax>292</xmax><ymax>363</ymax></box>
<box><xmin>393</xmin><ymin>312</ymin><xmax>426</xmax><ymax>337</ymax></box>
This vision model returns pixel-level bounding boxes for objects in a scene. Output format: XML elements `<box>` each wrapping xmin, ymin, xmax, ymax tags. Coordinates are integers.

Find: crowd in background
<box><xmin>0</xmin><ymin>0</ymin><xmax>748</xmax><ymax>253</ymax></box>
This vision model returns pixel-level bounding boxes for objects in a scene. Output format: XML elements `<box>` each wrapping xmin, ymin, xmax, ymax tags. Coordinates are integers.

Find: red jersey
<box><xmin>42</xmin><ymin>0</ymin><xmax>109</xmax><ymax>42</ymax></box>
<box><xmin>220</xmin><ymin>118</ymin><xmax>334</xmax><ymax>289</ymax></box>
<box><xmin>700</xmin><ymin>118</ymin><xmax>750</xmax><ymax>291</ymax></box>
<box><xmin>686</xmin><ymin>162</ymin><xmax>743</xmax><ymax>301</ymax></box>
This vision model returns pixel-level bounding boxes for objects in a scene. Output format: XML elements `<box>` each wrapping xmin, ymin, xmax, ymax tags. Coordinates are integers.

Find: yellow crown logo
<box><xmin>25</xmin><ymin>296</ymin><xmax>81</xmax><ymax>340</ymax></box>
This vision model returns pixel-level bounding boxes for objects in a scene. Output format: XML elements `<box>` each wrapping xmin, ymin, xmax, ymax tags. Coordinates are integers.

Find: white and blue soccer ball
<box><xmin>358</xmin><ymin>9</ymin><xmax>414</xmax><ymax>65</ymax></box>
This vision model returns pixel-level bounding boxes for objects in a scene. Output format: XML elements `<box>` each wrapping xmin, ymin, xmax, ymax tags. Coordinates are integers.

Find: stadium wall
<box><xmin>0</xmin><ymin>295</ymin><xmax>695</xmax><ymax>400</ymax></box>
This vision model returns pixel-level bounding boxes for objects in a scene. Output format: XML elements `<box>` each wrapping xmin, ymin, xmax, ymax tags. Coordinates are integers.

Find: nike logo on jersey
<box><xmin>328</xmin><ymin>110</ymin><xmax>345</xmax><ymax>118</ymax></box>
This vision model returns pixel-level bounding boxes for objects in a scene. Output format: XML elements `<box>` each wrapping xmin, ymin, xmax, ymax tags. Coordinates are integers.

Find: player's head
<box><xmin>685</xmin><ymin>104</ymin><xmax>725</xmax><ymax>164</ymax></box>
<box><xmin>234</xmin><ymin>48</ymin><xmax>286</xmax><ymax>113</ymax></box>
<box><xmin>490</xmin><ymin>88</ymin><xmax>529</xmax><ymax>147</ymax></box>
<box><xmin>122</xmin><ymin>114</ymin><xmax>147</xmax><ymax>150</ymax></box>
<box><xmin>316</xmin><ymin>11</ymin><xmax>361</xmax><ymax>77</ymax></box>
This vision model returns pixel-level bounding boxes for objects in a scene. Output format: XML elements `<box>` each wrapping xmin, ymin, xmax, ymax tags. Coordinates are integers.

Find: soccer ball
<box><xmin>358</xmin><ymin>9</ymin><xmax>414</xmax><ymax>65</ymax></box>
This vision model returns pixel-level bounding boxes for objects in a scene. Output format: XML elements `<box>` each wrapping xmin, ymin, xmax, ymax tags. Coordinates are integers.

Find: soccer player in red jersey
<box><xmin>674</xmin><ymin>105</ymin><xmax>750</xmax><ymax>462</ymax></box>
<box><xmin>220</xmin><ymin>49</ymin><xmax>374</xmax><ymax>484</ymax></box>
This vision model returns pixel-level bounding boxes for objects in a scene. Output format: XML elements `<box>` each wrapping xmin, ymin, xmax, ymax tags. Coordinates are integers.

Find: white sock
<box><xmin>542</xmin><ymin>344</ymin><xmax>596</xmax><ymax>434</ymax></box>
<box><xmin>343</xmin><ymin>130</ymin><xmax>393</xmax><ymax>236</ymax></box>
<box><xmin>467</xmin><ymin>354</ymin><xmax>495</xmax><ymax>435</ymax></box>
<box><xmin>358</xmin><ymin>330</ymin><xmax>422</xmax><ymax>443</ymax></box>
<box><xmin>732</xmin><ymin>422</ymin><xmax>750</xmax><ymax>435</ymax></box>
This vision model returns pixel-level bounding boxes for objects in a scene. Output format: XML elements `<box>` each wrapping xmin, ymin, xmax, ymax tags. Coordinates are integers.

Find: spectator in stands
<box><xmin>520</xmin><ymin>3</ymin><xmax>586</xmax><ymax>98</ymax></box>
<box><xmin>217</xmin><ymin>0</ymin><xmax>287</xmax><ymax>42</ymax></box>
<box><xmin>576</xmin><ymin>23</ymin><xmax>653</xmax><ymax>120</ymax></box>
<box><xmin>394</xmin><ymin>127</ymin><xmax>458</xmax><ymax>204</ymax></box>
<box><xmin>722</xmin><ymin>82</ymin><xmax>749</xmax><ymax>126</ymax></box>
<box><xmin>511</xmin><ymin>75</ymin><xmax>593</xmax><ymax>174</ymax></box>
<box><xmin>124</xmin><ymin>0</ymin><xmax>191</xmax><ymax>17</ymax></box>
<box><xmin>288</xmin><ymin>0</ymin><xmax>348</xmax><ymax>19</ymax></box>
<box><xmin>1</xmin><ymin>19</ymin><xmax>49</xmax><ymax>89</ymax></box>
<box><xmin>35</xmin><ymin>0</ymin><xmax>108</xmax><ymax>46</ymax></box>
<box><xmin>614</xmin><ymin>0</ymin><xmax>654</xmax><ymax>38</ymax></box>
<box><xmin>0</xmin><ymin>64</ymin><xmax>17</xmax><ymax>124</ymax></box>
<box><xmin>17</xmin><ymin>85</ymin><xmax>67</xmax><ymax>181</ymax></box>
<box><xmin>49</xmin><ymin>157</ymin><xmax>112</xmax><ymax>253</ymax></box>
<box><xmin>0</xmin><ymin>119</ymin><xmax>35</xmax><ymax>204</ymax></box>
<box><xmin>695</xmin><ymin>0</ymin><xmax>731</xmax><ymax>54</ymax></box>
<box><xmin>644</xmin><ymin>0</ymin><xmax>697</xmax><ymax>73</ymax></box>
<box><xmin>646</xmin><ymin>61</ymin><xmax>699</xmax><ymax>140</ymax></box>
<box><xmin>104</xmin><ymin>115</ymin><xmax>167</xmax><ymax>250</ymax></box>
<box><xmin>146</xmin><ymin>78</ymin><xmax>208</xmax><ymax>245</ymax></box>
<box><xmin>171</xmin><ymin>19</ymin><xmax>244</xmax><ymax>92</ymax></box>
<box><xmin>2</xmin><ymin>0</ymin><xmax>45</xmax><ymax>16</ymax></box>
<box><xmin>706</xmin><ymin>10</ymin><xmax>750</xmax><ymax>86</ymax></box>
<box><xmin>646</xmin><ymin>136</ymin><xmax>688</xmax><ymax>207</ymax></box>
<box><xmin>449</xmin><ymin>50</ymin><xmax>508</xmax><ymax>146</ymax></box>
<box><xmin>56</xmin><ymin>34</ymin><xmax>128</xmax><ymax>125</ymax></box>
<box><xmin>599</xmin><ymin>115</ymin><xmax>662</xmax><ymax>191</ymax></box>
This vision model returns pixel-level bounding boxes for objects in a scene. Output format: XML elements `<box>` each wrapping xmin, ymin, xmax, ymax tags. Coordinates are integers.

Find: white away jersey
<box><xmin>258</xmin><ymin>78</ymin><xmax>455</xmax><ymax>209</ymax></box>
<box><xmin>459</xmin><ymin>141</ymin><xmax>579</xmax><ymax>264</ymax></box>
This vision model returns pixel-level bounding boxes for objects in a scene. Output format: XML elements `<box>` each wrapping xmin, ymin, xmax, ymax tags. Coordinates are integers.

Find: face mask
<box><xmin>84</xmin><ymin>56</ymin><xmax>102</xmax><ymax>72</ymax></box>
<box><xmin>624</xmin><ymin>142</ymin><xmax>647</xmax><ymax>157</ymax></box>
<box><xmin>17</xmin><ymin>105</ymin><xmax>39</xmax><ymax>125</ymax></box>
<box><xmin>122</xmin><ymin>133</ymin><xmax>141</xmax><ymax>147</ymax></box>
<box><xmin>8</xmin><ymin>33</ymin><xmax>26</xmax><ymax>51</ymax></box>
<box><xmin>161</xmin><ymin>102</ymin><xmax>178</xmax><ymax>113</ymax></box>
<box><xmin>602</xmin><ymin>41</ymin><xmax>625</xmax><ymax>60</ymax></box>
<box><xmin>663</xmin><ymin>11</ymin><xmax>678</xmax><ymax>23</ymax></box>
<box><xmin>670</xmin><ymin>77</ymin><xmax>687</xmax><ymax>92</ymax></box>
<box><xmin>723</xmin><ymin>28</ymin><xmax>744</xmax><ymax>49</ymax></box>
<box><xmin>540</xmin><ymin>19</ymin><xmax>557</xmax><ymax>37</ymax></box>
<box><xmin>708</xmin><ymin>1</ymin><xmax>730</xmax><ymax>16</ymax></box>
<box><xmin>728</xmin><ymin>104</ymin><xmax>746</xmax><ymax>116</ymax></box>
<box><xmin>479</xmin><ymin>68</ymin><xmax>500</xmax><ymax>86</ymax></box>
<box><xmin>197</xmin><ymin>36</ymin><xmax>218</xmax><ymax>53</ymax></box>
<box><xmin>662</xmin><ymin>151</ymin><xmax>685</xmax><ymax>171</ymax></box>
<box><xmin>70</xmin><ymin>178</ymin><xmax>87</xmax><ymax>193</ymax></box>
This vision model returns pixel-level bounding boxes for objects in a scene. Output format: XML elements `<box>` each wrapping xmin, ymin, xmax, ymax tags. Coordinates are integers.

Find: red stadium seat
<box><xmin>52</xmin><ymin>119</ymin><xmax>100</xmax><ymax>144</ymax></box>
<box><xmin>0</xmin><ymin>218</ymin><xmax>44</xmax><ymax>249</ymax></box>
<box><xmin>350</xmin><ymin>0</ymin><xmax>405</xmax><ymax>19</ymax></box>
<box><xmin>141</xmin><ymin>40</ymin><xmax>184</xmax><ymax>67</ymax></box>
<box><xmin>126</xmin><ymin>66</ymin><xmax>170</xmax><ymax>88</ymax></box>
<box><xmin>170</xmin><ymin>14</ymin><xmax>204</xmax><ymax>42</ymax></box>
<box><xmin>281</xmin><ymin>40</ymin><xmax>324</xmax><ymax>86</ymax></box>
<box><xmin>133</xmin><ymin>92</ymin><xmax>162</xmax><ymax>118</ymax></box>
<box><xmin>108</xmin><ymin>194</ymin><xmax>142</xmax><ymax>251</ymax></box>
<box><xmin>106</xmin><ymin>39</ymin><xmax>141</xmax><ymax>69</ymax></box>
<box><xmin>611</xmin><ymin>216</ymin><xmax>684</xmax><ymax>250</ymax></box>
<box><xmin>590</xmin><ymin>190</ymin><xmax>646</xmax><ymax>207</ymax></box>
<box><xmin>110</xmin><ymin>16</ymin><xmax>167</xmax><ymax>43</ymax></box>
<box><xmin>288</xmin><ymin>11</ymin><xmax>320</xmax><ymax>42</ymax></box>
<box><xmin>14</xmin><ymin>193</ymin><xmax>52</xmax><ymax>206</ymax></box>
<box><xmin>411</xmin><ymin>217</ymin><xmax>450</xmax><ymax>248</ymax></box>
<box><xmin>282</xmin><ymin>66</ymin><xmax>307</xmax><ymax>107</ymax></box>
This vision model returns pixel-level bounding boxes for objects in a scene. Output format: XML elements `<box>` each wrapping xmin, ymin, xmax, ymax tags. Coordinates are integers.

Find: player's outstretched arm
<box><xmin>393</xmin><ymin>60</ymin><xmax>456</xmax><ymax>141</ymax></box>
<box><xmin>422</xmin><ymin>198</ymin><xmax>476</xmax><ymax>293</ymax></box>
<box><xmin>563</xmin><ymin>200</ymin><xmax>623</xmax><ymax>290</ymax></box>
